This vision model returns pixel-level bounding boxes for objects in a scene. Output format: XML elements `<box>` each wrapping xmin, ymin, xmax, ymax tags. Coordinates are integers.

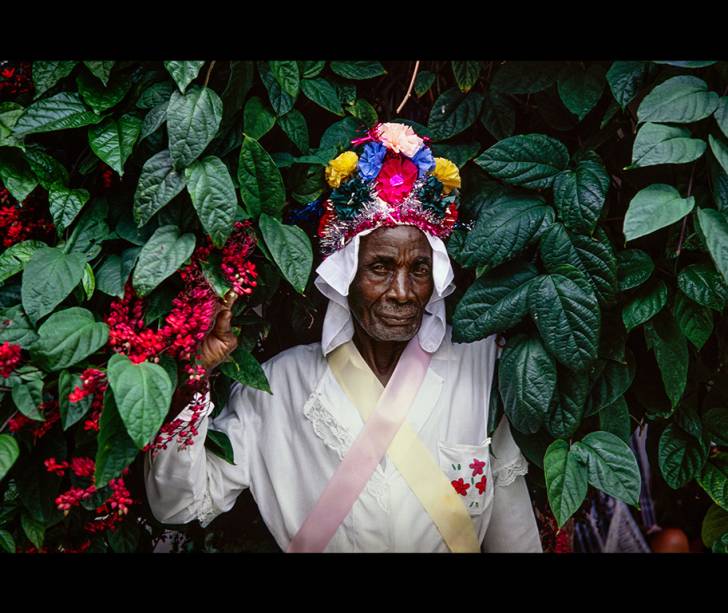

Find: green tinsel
<box><xmin>330</xmin><ymin>175</ymin><xmax>371</xmax><ymax>220</ymax></box>
<box><xmin>417</xmin><ymin>176</ymin><xmax>448</xmax><ymax>218</ymax></box>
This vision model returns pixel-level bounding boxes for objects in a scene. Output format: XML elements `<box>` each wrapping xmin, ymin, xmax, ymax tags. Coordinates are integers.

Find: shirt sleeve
<box><xmin>143</xmin><ymin>381</ymin><xmax>257</xmax><ymax>529</ymax></box>
<box><xmin>483</xmin><ymin>415</ymin><xmax>543</xmax><ymax>553</ymax></box>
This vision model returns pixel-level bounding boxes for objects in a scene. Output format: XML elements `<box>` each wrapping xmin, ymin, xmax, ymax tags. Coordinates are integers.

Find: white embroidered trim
<box><xmin>492</xmin><ymin>455</ymin><xmax>529</xmax><ymax>488</ymax></box>
<box><xmin>303</xmin><ymin>389</ymin><xmax>390</xmax><ymax>513</ymax></box>
<box><xmin>196</xmin><ymin>473</ymin><xmax>218</xmax><ymax>529</ymax></box>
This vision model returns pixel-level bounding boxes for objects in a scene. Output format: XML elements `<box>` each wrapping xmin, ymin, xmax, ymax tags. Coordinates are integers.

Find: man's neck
<box><xmin>351</xmin><ymin>323</ymin><xmax>409</xmax><ymax>388</ymax></box>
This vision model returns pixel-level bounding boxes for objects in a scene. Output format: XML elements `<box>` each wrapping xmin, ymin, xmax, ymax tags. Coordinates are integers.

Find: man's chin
<box><xmin>370</xmin><ymin>321</ymin><xmax>421</xmax><ymax>342</ymax></box>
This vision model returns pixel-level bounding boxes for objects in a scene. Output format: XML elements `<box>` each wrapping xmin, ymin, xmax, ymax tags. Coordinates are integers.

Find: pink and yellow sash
<box><xmin>287</xmin><ymin>338</ymin><xmax>480</xmax><ymax>553</ymax></box>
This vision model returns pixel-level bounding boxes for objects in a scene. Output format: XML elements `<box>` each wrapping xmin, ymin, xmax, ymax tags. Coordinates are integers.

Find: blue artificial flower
<box><xmin>411</xmin><ymin>145</ymin><xmax>436</xmax><ymax>178</ymax></box>
<box><xmin>357</xmin><ymin>141</ymin><xmax>387</xmax><ymax>181</ymax></box>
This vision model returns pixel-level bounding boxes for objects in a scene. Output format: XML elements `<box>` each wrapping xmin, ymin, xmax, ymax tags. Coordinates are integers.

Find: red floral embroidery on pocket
<box><xmin>451</xmin><ymin>478</ymin><xmax>470</xmax><ymax>496</ymax></box>
<box><xmin>475</xmin><ymin>475</ymin><xmax>487</xmax><ymax>495</ymax></box>
<box><xmin>469</xmin><ymin>458</ymin><xmax>485</xmax><ymax>476</ymax></box>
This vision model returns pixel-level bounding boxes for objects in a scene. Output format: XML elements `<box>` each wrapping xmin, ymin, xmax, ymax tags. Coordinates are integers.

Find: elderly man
<box><xmin>144</xmin><ymin>123</ymin><xmax>543</xmax><ymax>553</ymax></box>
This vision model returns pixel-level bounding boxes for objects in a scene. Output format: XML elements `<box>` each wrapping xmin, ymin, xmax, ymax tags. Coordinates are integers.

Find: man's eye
<box><xmin>414</xmin><ymin>265</ymin><xmax>431</xmax><ymax>275</ymax></box>
<box><xmin>371</xmin><ymin>264</ymin><xmax>388</xmax><ymax>274</ymax></box>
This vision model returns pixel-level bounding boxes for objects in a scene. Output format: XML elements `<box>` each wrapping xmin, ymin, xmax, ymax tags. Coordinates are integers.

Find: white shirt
<box><xmin>144</xmin><ymin>326</ymin><xmax>543</xmax><ymax>553</ymax></box>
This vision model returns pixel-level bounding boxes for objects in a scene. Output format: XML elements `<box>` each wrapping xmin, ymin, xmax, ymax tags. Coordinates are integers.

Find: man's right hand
<box><xmin>198</xmin><ymin>289</ymin><xmax>240</xmax><ymax>374</ymax></box>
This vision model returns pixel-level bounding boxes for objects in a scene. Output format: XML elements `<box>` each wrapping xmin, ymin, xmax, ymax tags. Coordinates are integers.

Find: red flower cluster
<box><xmin>98</xmin><ymin>162</ymin><xmax>114</xmax><ymax>191</ymax></box>
<box><xmin>0</xmin><ymin>341</ymin><xmax>22</xmax><ymax>378</ymax></box>
<box><xmin>220</xmin><ymin>221</ymin><xmax>259</xmax><ymax>296</ymax></box>
<box><xmin>0</xmin><ymin>186</ymin><xmax>55</xmax><ymax>248</ymax></box>
<box><xmin>67</xmin><ymin>368</ymin><xmax>108</xmax><ymax>432</ymax></box>
<box><xmin>0</xmin><ymin>61</ymin><xmax>33</xmax><ymax>97</ymax></box>
<box><xmin>8</xmin><ymin>399</ymin><xmax>60</xmax><ymax>440</ymax></box>
<box><xmin>106</xmin><ymin>287</ymin><xmax>168</xmax><ymax>364</ymax></box>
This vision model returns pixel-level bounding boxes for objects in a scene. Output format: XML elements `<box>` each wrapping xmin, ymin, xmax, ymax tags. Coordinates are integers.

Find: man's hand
<box><xmin>198</xmin><ymin>289</ymin><xmax>240</xmax><ymax>374</ymax></box>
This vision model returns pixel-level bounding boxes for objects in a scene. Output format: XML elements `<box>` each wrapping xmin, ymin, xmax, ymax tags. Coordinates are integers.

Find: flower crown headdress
<box><xmin>313</xmin><ymin>122</ymin><xmax>461</xmax><ymax>257</ymax></box>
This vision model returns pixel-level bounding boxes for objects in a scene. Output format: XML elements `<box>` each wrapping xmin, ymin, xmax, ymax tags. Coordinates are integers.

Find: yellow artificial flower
<box><xmin>432</xmin><ymin>157</ymin><xmax>461</xmax><ymax>194</ymax></box>
<box><xmin>325</xmin><ymin>151</ymin><xmax>359</xmax><ymax>188</ymax></box>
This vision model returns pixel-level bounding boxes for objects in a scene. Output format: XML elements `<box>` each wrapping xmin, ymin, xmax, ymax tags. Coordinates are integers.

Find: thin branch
<box><xmin>203</xmin><ymin>61</ymin><xmax>216</xmax><ymax>88</ymax></box>
<box><xmin>395</xmin><ymin>60</ymin><xmax>420</xmax><ymax>115</ymax></box>
<box><xmin>675</xmin><ymin>161</ymin><xmax>697</xmax><ymax>259</ymax></box>
<box><xmin>0</xmin><ymin>410</ymin><xmax>18</xmax><ymax>434</ymax></box>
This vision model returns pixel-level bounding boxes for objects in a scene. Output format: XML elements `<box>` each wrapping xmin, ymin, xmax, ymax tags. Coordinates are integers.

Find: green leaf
<box><xmin>107</xmin><ymin>353</ymin><xmax>173</xmax><ymax>450</ymax></box>
<box><xmin>498</xmin><ymin>334</ymin><xmax>557</xmax><ymax>434</ymax></box>
<box><xmin>167</xmin><ymin>85</ymin><xmax>223</xmax><ymax>169</ymax></box>
<box><xmin>205</xmin><ymin>429</ymin><xmax>236</xmax><ymax>465</ymax></box>
<box><xmin>544</xmin><ymin>439</ymin><xmax>588</xmax><ymax>528</ymax></box>
<box><xmin>164</xmin><ymin>61</ymin><xmax>205</xmax><ymax>94</ymax></box>
<box><xmin>557</xmin><ymin>63</ymin><xmax>604</xmax><ymax>121</ymax></box>
<box><xmin>629</xmin><ymin>123</ymin><xmax>706</xmax><ymax>168</ymax></box>
<box><xmin>13</xmin><ymin>92</ymin><xmax>102</xmax><ymax>135</ymax></box>
<box><xmin>0</xmin><ymin>305</ymin><xmax>39</xmax><ymax>348</ymax></box>
<box><xmin>616</xmin><ymin>249</ymin><xmax>654</xmax><ymax>291</ymax></box>
<box><xmin>0</xmin><ymin>102</ymin><xmax>26</xmax><ymax>149</ymax></box>
<box><xmin>243</xmin><ymin>96</ymin><xmax>276</xmax><ymax>141</ymax></box>
<box><xmin>552</xmin><ymin>151</ymin><xmax>610</xmax><ymax>234</ymax></box>
<box><xmin>131</xmin><ymin>225</ymin><xmax>196</xmax><ymax>297</ymax></box>
<box><xmin>673</xmin><ymin>292</ymin><xmax>713</xmax><ymax>350</ymax></box>
<box><xmin>539</xmin><ymin>223</ymin><xmax>618</xmax><ymax>307</ymax></box>
<box><xmin>95</xmin><ymin>392</ymin><xmax>141</xmax><ymax>488</ymax></box>
<box><xmin>0</xmin><ymin>434</ymin><xmax>20</xmax><ymax>482</ymax></box>
<box><xmin>64</xmin><ymin>198</ymin><xmax>110</xmax><ymax>261</ymax></box>
<box><xmin>702</xmin><ymin>504</ymin><xmax>728</xmax><ymax>549</ymax></box>
<box><xmin>133</xmin><ymin>150</ymin><xmax>186</xmax><ymax>227</ymax></box>
<box><xmin>83</xmin><ymin>61</ymin><xmax>115</xmax><ymax>86</ymax></box>
<box><xmin>677</xmin><ymin>262</ymin><xmax>728</xmax><ymax>310</ymax></box>
<box><xmin>21</xmin><ymin>247</ymin><xmax>85</xmax><ymax>324</ymax></box>
<box><xmin>81</xmin><ymin>263</ymin><xmax>94</xmax><ymax>300</ymax></box>
<box><xmin>11</xmin><ymin>377</ymin><xmax>44</xmax><ymax>420</ymax></box>
<box><xmin>428</xmin><ymin>88</ymin><xmax>484</xmax><ymax>141</ymax></box>
<box><xmin>572</xmin><ymin>431</ymin><xmax>641</xmax><ymax>506</ymax></box>
<box><xmin>31</xmin><ymin>61</ymin><xmax>77</xmax><ymax>99</ymax></box>
<box><xmin>48</xmin><ymin>183</ymin><xmax>90</xmax><ymax>234</ymax></box>
<box><xmin>623</xmin><ymin>184</ymin><xmax>695</xmax><ymax>241</ymax></box>
<box><xmin>319</xmin><ymin>116</ymin><xmax>361</xmax><ymax>153</ymax></box>
<box><xmin>219</xmin><ymin>346</ymin><xmax>272</xmax><ymax>393</ymax></box>
<box><xmin>658</xmin><ymin>423</ymin><xmax>707</xmax><ymax>489</ymax></box>
<box><xmin>21</xmin><ymin>512</ymin><xmax>44</xmax><ymax>550</ymax></box>
<box><xmin>95</xmin><ymin>247</ymin><xmax>140</xmax><ymax>299</ymax></box>
<box><xmin>0</xmin><ymin>240</ymin><xmax>46</xmax><ymax>284</ymax></box>
<box><xmin>588</xmin><ymin>352</ymin><xmax>636</xmax><ymax>416</ymax></box>
<box><xmin>622</xmin><ymin>279</ymin><xmax>668</xmax><ymax>332</ymax></box>
<box><xmin>458</xmin><ymin>193</ymin><xmax>554</xmax><ymax>270</ymax></box>
<box><xmin>87</xmin><ymin>114</ymin><xmax>142</xmax><ymax>176</ymax></box>
<box><xmin>698</xmin><ymin>208</ymin><xmax>728</xmax><ymax>286</ymax></box>
<box><xmin>528</xmin><ymin>269</ymin><xmax>601</xmax><ymax>370</ymax></box>
<box><xmin>644</xmin><ymin>311</ymin><xmax>689</xmax><ymax>408</ymax></box>
<box><xmin>300</xmin><ymin>77</ymin><xmax>344</xmax><ymax>115</ymax></box>
<box><xmin>704</xmin><ymin>407</ymin><xmax>728</xmax><ymax>446</ymax></box>
<box><xmin>76</xmin><ymin>70</ymin><xmax>131</xmax><ymax>114</ymax></box>
<box><xmin>451</xmin><ymin>61</ymin><xmax>481</xmax><ymax>93</ymax></box>
<box><xmin>346</xmin><ymin>99</ymin><xmax>378</xmax><ymax>128</ymax></box>
<box><xmin>715</xmin><ymin>96</ymin><xmax>728</xmax><ymax>140</ymax></box>
<box><xmin>140</xmin><ymin>102</ymin><xmax>167</xmax><ymax>141</ymax></box>
<box><xmin>278</xmin><ymin>109</ymin><xmax>309</xmax><ymax>154</ymax></box>
<box><xmin>480</xmin><ymin>89</ymin><xmax>516</xmax><ymax>141</ymax></box>
<box><xmin>606</xmin><ymin>61</ymin><xmax>649</xmax><ymax>110</ymax></box>
<box><xmin>637</xmin><ymin>75</ymin><xmax>719</xmax><ymax>124</ymax></box>
<box><xmin>31</xmin><ymin>307</ymin><xmax>108</xmax><ymax>371</ymax></box>
<box><xmin>653</xmin><ymin>61</ymin><xmax>716</xmax><ymax>68</ymax></box>
<box><xmin>269</xmin><ymin>61</ymin><xmax>300</xmax><ymax>97</ymax></box>
<box><xmin>300</xmin><ymin>61</ymin><xmax>325</xmax><ymax>79</ymax></box>
<box><xmin>330</xmin><ymin>61</ymin><xmax>386</xmax><ymax>80</ymax></box>
<box><xmin>199</xmin><ymin>253</ymin><xmax>231</xmax><ymax>299</ymax></box>
<box><xmin>0</xmin><ymin>529</ymin><xmax>15</xmax><ymax>553</ymax></box>
<box><xmin>474</xmin><ymin>133</ymin><xmax>569</xmax><ymax>190</ymax></box>
<box><xmin>598</xmin><ymin>396</ymin><xmax>632</xmax><ymax>444</ymax></box>
<box><xmin>237</xmin><ymin>136</ymin><xmax>286</xmax><ymax>219</ymax></box>
<box><xmin>414</xmin><ymin>71</ymin><xmax>436</xmax><ymax>97</ymax></box>
<box><xmin>58</xmin><ymin>370</ymin><xmax>93</xmax><ymax>430</ymax></box>
<box><xmin>709</xmin><ymin>134</ymin><xmax>728</xmax><ymax>177</ymax></box>
<box><xmin>452</xmin><ymin>261</ymin><xmax>539</xmax><ymax>343</ymax></box>
<box><xmin>0</xmin><ymin>149</ymin><xmax>38</xmax><ymax>201</ymax></box>
<box><xmin>24</xmin><ymin>146</ymin><xmax>69</xmax><ymax>189</ymax></box>
<box><xmin>491</xmin><ymin>61</ymin><xmax>561</xmax><ymax>94</ymax></box>
<box><xmin>258</xmin><ymin>61</ymin><xmax>295</xmax><ymax>116</ymax></box>
<box><xmin>185</xmin><ymin>156</ymin><xmax>237</xmax><ymax>248</ymax></box>
<box><xmin>547</xmin><ymin>366</ymin><xmax>591</xmax><ymax>438</ymax></box>
<box><xmin>699</xmin><ymin>453</ymin><xmax>728</xmax><ymax>511</ymax></box>
<box><xmin>259</xmin><ymin>213</ymin><xmax>312</xmax><ymax>294</ymax></box>
<box><xmin>136</xmin><ymin>81</ymin><xmax>175</xmax><ymax>109</ymax></box>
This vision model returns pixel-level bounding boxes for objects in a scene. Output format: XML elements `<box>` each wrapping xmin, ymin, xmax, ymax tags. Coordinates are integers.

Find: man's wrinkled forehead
<box><xmin>357</xmin><ymin>226</ymin><xmax>433</xmax><ymax>263</ymax></box>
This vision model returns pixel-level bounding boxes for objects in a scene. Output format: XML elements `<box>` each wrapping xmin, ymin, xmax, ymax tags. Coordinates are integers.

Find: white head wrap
<box><xmin>314</xmin><ymin>226</ymin><xmax>456</xmax><ymax>357</ymax></box>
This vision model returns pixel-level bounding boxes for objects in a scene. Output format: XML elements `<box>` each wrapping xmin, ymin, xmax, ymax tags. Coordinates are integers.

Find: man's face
<box><xmin>348</xmin><ymin>225</ymin><xmax>434</xmax><ymax>342</ymax></box>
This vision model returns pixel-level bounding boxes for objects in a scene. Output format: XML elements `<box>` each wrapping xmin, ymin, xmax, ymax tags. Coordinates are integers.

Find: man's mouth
<box><xmin>378</xmin><ymin>313</ymin><xmax>417</xmax><ymax>324</ymax></box>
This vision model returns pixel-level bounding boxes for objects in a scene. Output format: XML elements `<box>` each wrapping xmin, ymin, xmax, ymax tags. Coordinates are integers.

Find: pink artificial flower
<box><xmin>375</xmin><ymin>156</ymin><xmax>418</xmax><ymax>204</ymax></box>
<box><xmin>377</xmin><ymin>122</ymin><xmax>424</xmax><ymax>157</ymax></box>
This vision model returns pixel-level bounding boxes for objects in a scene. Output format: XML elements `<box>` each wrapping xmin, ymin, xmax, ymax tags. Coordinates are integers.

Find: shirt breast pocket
<box><xmin>437</xmin><ymin>438</ymin><xmax>494</xmax><ymax>517</ymax></box>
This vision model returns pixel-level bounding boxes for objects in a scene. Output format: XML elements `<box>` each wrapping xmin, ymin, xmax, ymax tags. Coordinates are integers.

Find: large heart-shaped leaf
<box><xmin>131</xmin><ymin>225</ymin><xmax>196</xmax><ymax>297</ymax></box>
<box><xmin>644</xmin><ymin>312</ymin><xmax>689</xmax><ymax>409</ymax></box>
<box><xmin>164</xmin><ymin>61</ymin><xmax>205</xmax><ymax>94</ymax></box>
<box><xmin>553</xmin><ymin>151</ymin><xmax>610</xmax><ymax>234</ymax></box>
<box><xmin>606</xmin><ymin>61</ymin><xmax>650</xmax><ymax>110</ymax></box>
<box><xmin>0</xmin><ymin>434</ymin><xmax>20</xmax><ymax>482</ymax></box>
<box><xmin>628</xmin><ymin>122</ymin><xmax>706</xmax><ymax>168</ymax></box>
<box><xmin>698</xmin><ymin>208</ymin><xmax>728</xmax><ymax>286</ymax></box>
<box><xmin>106</xmin><ymin>353</ymin><xmax>173</xmax><ymax>450</ymax></box>
<box><xmin>622</xmin><ymin>279</ymin><xmax>668</xmax><ymax>332</ymax></box>
<box><xmin>699</xmin><ymin>453</ymin><xmax>728</xmax><ymax>511</ymax></box>
<box><xmin>133</xmin><ymin>149</ymin><xmax>186</xmax><ymax>227</ymax></box>
<box><xmin>0</xmin><ymin>305</ymin><xmax>39</xmax><ymax>349</ymax></box>
<box><xmin>428</xmin><ymin>87</ymin><xmax>484</xmax><ymax>141</ymax></box>
<box><xmin>677</xmin><ymin>262</ymin><xmax>728</xmax><ymax>311</ymax></box>
<box><xmin>259</xmin><ymin>213</ymin><xmax>312</xmax><ymax>294</ymax></box>
<box><xmin>238</xmin><ymin>136</ymin><xmax>286</xmax><ymax>219</ymax></box>
<box><xmin>623</xmin><ymin>184</ymin><xmax>695</xmax><ymax>241</ymax></box>
<box><xmin>95</xmin><ymin>392</ymin><xmax>140</xmax><ymax>488</ymax></box>
<box><xmin>673</xmin><ymin>292</ymin><xmax>713</xmax><ymax>350</ymax></box>
<box><xmin>185</xmin><ymin>156</ymin><xmax>237</xmax><ymax>248</ymax></box>
<box><xmin>557</xmin><ymin>63</ymin><xmax>605</xmax><ymax>121</ymax></box>
<box><xmin>637</xmin><ymin>75</ymin><xmax>719</xmax><ymax>124</ymax></box>
<box><xmin>544</xmin><ymin>439</ymin><xmax>588</xmax><ymax>527</ymax></box>
<box><xmin>167</xmin><ymin>85</ymin><xmax>223</xmax><ymax>169</ymax></box>
<box><xmin>88</xmin><ymin>114</ymin><xmax>142</xmax><ymax>176</ymax></box>
<box><xmin>13</xmin><ymin>92</ymin><xmax>102</xmax><ymax>135</ymax></box>
<box><xmin>219</xmin><ymin>347</ymin><xmax>272</xmax><ymax>394</ymax></box>
<box><xmin>0</xmin><ymin>240</ymin><xmax>46</xmax><ymax>284</ymax></box>
<box><xmin>658</xmin><ymin>423</ymin><xmax>708</xmax><ymax>489</ymax></box>
<box><xmin>48</xmin><ymin>183</ymin><xmax>90</xmax><ymax>234</ymax></box>
<box><xmin>616</xmin><ymin>249</ymin><xmax>654</xmax><ymax>291</ymax></box>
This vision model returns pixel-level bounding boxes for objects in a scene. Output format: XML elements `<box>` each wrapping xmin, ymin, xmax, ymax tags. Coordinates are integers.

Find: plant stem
<box><xmin>395</xmin><ymin>60</ymin><xmax>420</xmax><ymax>115</ymax></box>
<box><xmin>0</xmin><ymin>410</ymin><xmax>18</xmax><ymax>434</ymax></box>
<box><xmin>675</xmin><ymin>161</ymin><xmax>697</xmax><ymax>259</ymax></box>
<box><xmin>203</xmin><ymin>61</ymin><xmax>216</xmax><ymax>88</ymax></box>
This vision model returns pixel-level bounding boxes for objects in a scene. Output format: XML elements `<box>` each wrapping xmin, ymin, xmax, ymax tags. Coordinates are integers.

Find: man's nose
<box><xmin>388</xmin><ymin>269</ymin><xmax>414</xmax><ymax>302</ymax></box>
